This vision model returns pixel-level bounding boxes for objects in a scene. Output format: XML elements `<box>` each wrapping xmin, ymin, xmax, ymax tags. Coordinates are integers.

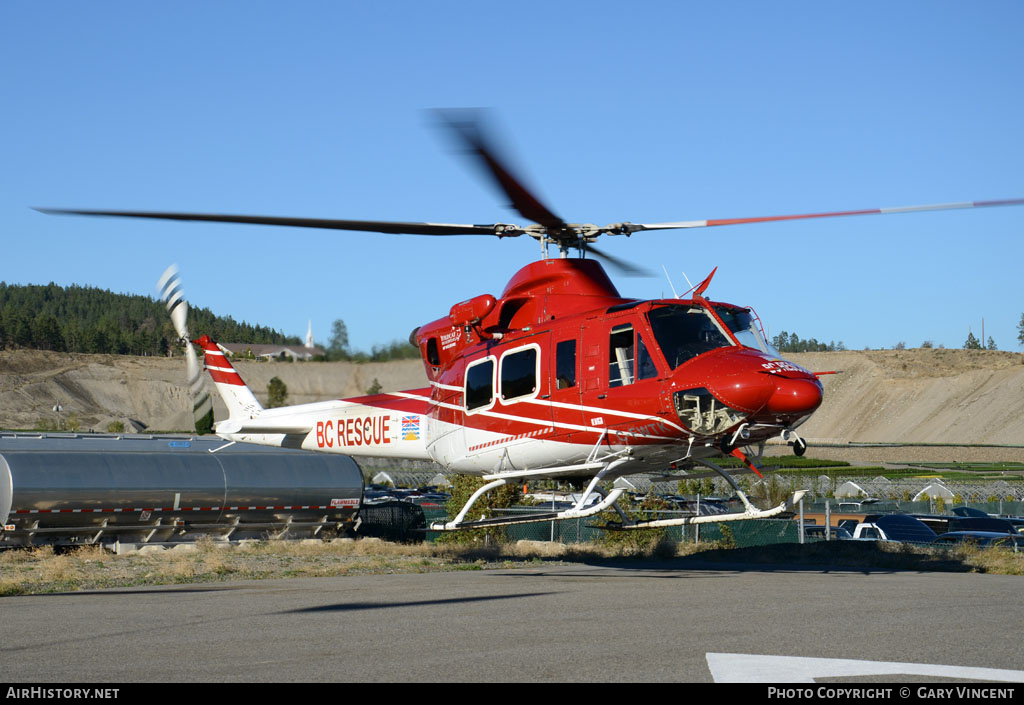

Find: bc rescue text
<box><xmin>315</xmin><ymin>417</ymin><xmax>391</xmax><ymax>448</ymax></box>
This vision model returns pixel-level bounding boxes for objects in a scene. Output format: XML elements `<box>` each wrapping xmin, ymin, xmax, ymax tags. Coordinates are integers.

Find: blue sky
<box><xmin>2</xmin><ymin>2</ymin><xmax>1022</xmax><ymax>353</ymax></box>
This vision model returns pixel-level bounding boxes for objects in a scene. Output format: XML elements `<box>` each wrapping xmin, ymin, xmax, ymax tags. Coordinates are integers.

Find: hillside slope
<box><xmin>1</xmin><ymin>349</ymin><xmax>1021</xmax><ymax>461</ymax></box>
<box><xmin>0</xmin><ymin>350</ymin><xmax>427</xmax><ymax>432</ymax></box>
<box><xmin>790</xmin><ymin>349</ymin><xmax>1024</xmax><ymax>445</ymax></box>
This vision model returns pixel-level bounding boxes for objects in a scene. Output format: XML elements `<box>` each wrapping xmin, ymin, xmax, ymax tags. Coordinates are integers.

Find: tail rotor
<box><xmin>157</xmin><ymin>265</ymin><xmax>213</xmax><ymax>433</ymax></box>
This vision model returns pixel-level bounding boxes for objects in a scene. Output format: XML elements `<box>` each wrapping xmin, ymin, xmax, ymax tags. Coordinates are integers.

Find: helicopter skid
<box><xmin>596</xmin><ymin>490</ymin><xmax>807</xmax><ymax>531</ymax></box>
<box><xmin>430</xmin><ymin>486</ymin><xmax>627</xmax><ymax>532</ymax></box>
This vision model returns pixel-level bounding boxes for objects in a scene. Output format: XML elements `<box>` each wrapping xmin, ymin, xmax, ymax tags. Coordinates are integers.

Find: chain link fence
<box><xmin>386</xmin><ymin>472</ymin><xmax>1024</xmax><ymax>546</ymax></box>
<box><xmin>420</xmin><ymin>505</ymin><xmax>801</xmax><ymax>548</ymax></box>
<box><xmin>415</xmin><ymin>503</ymin><xmax>1023</xmax><ymax>548</ymax></box>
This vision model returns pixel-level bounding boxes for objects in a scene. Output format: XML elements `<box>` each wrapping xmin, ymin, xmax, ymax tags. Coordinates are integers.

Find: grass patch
<box><xmin>1</xmin><ymin>536</ymin><xmax>1021</xmax><ymax>596</ymax></box>
<box><xmin>907</xmin><ymin>462</ymin><xmax>1024</xmax><ymax>472</ymax></box>
<box><xmin>775</xmin><ymin>466</ymin><xmax>886</xmax><ymax>477</ymax></box>
<box><xmin>721</xmin><ymin>456</ymin><xmax>852</xmax><ymax>470</ymax></box>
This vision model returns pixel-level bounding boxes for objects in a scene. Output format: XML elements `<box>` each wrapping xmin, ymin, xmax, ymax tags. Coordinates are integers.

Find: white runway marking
<box><xmin>706</xmin><ymin>653</ymin><xmax>1024</xmax><ymax>683</ymax></box>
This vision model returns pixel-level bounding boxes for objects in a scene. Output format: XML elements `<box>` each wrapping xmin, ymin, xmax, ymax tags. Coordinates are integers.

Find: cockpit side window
<box><xmin>636</xmin><ymin>335</ymin><xmax>658</xmax><ymax>380</ymax></box>
<box><xmin>647</xmin><ymin>305</ymin><xmax>732</xmax><ymax>369</ymax></box>
<box><xmin>609</xmin><ymin>324</ymin><xmax>635</xmax><ymax>387</ymax></box>
<box><xmin>713</xmin><ymin>305</ymin><xmax>781</xmax><ymax>356</ymax></box>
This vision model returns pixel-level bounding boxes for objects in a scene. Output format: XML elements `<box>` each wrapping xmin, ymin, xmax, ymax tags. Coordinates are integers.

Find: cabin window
<box><xmin>609</xmin><ymin>324</ymin><xmax>635</xmax><ymax>387</ymax></box>
<box><xmin>555</xmin><ymin>339</ymin><xmax>576</xmax><ymax>389</ymax></box>
<box><xmin>500</xmin><ymin>346</ymin><xmax>538</xmax><ymax>402</ymax></box>
<box><xmin>636</xmin><ymin>335</ymin><xmax>658</xmax><ymax>380</ymax></box>
<box><xmin>426</xmin><ymin>338</ymin><xmax>440</xmax><ymax>366</ymax></box>
<box><xmin>465</xmin><ymin>358</ymin><xmax>495</xmax><ymax>411</ymax></box>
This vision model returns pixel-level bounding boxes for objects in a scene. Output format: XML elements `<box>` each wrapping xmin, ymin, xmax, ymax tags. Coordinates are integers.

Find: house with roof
<box><xmin>219</xmin><ymin>321</ymin><xmax>324</xmax><ymax>361</ymax></box>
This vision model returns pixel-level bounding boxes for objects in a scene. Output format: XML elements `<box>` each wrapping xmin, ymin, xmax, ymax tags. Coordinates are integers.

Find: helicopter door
<box><xmin>578</xmin><ymin>317</ymin><xmax>607</xmax><ymax>411</ymax></box>
<box><xmin>548</xmin><ymin>332</ymin><xmax>584</xmax><ymax>439</ymax></box>
<box><xmin>578</xmin><ymin>313</ymin><xmax>666</xmax><ymax>429</ymax></box>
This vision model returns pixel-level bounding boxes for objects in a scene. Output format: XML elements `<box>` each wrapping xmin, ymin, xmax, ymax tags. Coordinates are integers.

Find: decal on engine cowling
<box><xmin>440</xmin><ymin>328</ymin><xmax>463</xmax><ymax>351</ymax></box>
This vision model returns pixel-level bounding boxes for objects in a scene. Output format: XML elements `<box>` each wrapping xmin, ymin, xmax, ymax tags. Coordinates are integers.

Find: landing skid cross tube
<box><xmin>600</xmin><ymin>491</ymin><xmax>807</xmax><ymax>531</ymax></box>
<box><xmin>428</xmin><ymin>455</ymin><xmax>806</xmax><ymax>532</ymax></box>
<box><xmin>601</xmin><ymin>457</ymin><xmax>807</xmax><ymax>531</ymax></box>
<box><xmin>428</xmin><ymin>485</ymin><xmax>628</xmax><ymax>532</ymax></box>
<box><xmin>429</xmin><ymin>458</ymin><xmax>632</xmax><ymax>532</ymax></box>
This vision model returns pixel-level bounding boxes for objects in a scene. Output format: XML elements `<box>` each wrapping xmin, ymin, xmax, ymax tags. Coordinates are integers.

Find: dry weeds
<box><xmin>1</xmin><ymin>536</ymin><xmax>1021</xmax><ymax>597</ymax></box>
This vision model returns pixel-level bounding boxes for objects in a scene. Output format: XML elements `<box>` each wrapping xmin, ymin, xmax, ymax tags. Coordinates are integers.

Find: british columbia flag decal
<box><xmin>402</xmin><ymin>415</ymin><xmax>420</xmax><ymax>441</ymax></box>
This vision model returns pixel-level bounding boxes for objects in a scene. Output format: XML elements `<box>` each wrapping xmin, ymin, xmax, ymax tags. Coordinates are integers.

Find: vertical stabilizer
<box><xmin>193</xmin><ymin>335</ymin><xmax>263</xmax><ymax>420</ymax></box>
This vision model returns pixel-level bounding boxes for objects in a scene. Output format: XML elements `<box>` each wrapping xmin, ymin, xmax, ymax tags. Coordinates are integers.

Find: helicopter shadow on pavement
<box><xmin>489</xmin><ymin>539</ymin><xmax>982</xmax><ymax>577</ymax></box>
<box><xmin>279</xmin><ymin>591</ymin><xmax>560</xmax><ymax>615</ymax></box>
<box><xmin>561</xmin><ymin>541</ymin><xmax>980</xmax><ymax>576</ymax></box>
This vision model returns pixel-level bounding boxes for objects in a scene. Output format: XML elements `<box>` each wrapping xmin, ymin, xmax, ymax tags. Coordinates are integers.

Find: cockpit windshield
<box><xmin>713</xmin><ymin>305</ymin><xmax>780</xmax><ymax>357</ymax></box>
<box><xmin>647</xmin><ymin>305</ymin><xmax>733</xmax><ymax>369</ymax></box>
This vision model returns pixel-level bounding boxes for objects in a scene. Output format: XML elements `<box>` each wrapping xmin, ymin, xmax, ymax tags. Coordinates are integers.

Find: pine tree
<box><xmin>0</xmin><ymin>282</ymin><xmax>298</xmax><ymax>354</ymax></box>
<box><xmin>328</xmin><ymin>319</ymin><xmax>350</xmax><ymax>360</ymax></box>
<box><xmin>267</xmin><ymin>377</ymin><xmax>289</xmax><ymax>408</ymax></box>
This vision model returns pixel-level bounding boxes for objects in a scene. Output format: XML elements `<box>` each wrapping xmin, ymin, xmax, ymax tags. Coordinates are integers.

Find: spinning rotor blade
<box><xmin>37</xmin><ymin>208</ymin><xmax>508</xmax><ymax>237</ymax></box>
<box><xmin>585</xmin><ymin>243</ymin><xmax>653</xmax><ymax>278</ymax></box>
<box><xmin>435</xmin><ymin>110</ymin><xmax>567</xmax><ymax>234</ymax></box>
<box><xmin>157</xmin><ymin>264</ymin><xmax>189</xmax><ymax>339</ymax></box>
<box><xmin>627</xmin><ymin>198</ymin><xmax>1024</xmax><ymax>234</ymax></box>
<box><xmin>157</xmin><ymin>265</ymin><xmax>213</xmax><ymax>432</ymax></box>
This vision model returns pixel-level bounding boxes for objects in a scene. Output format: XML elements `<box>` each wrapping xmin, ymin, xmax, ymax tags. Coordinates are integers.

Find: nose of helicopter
<box><xmin>709</xmin><ymin>368</ymin><xmax>776</xmax><ymax>414</ymax></box>
<box><xmin>677</xmin><ymin>348</ymin><xmax>823</xmax><ymax>419</ymax></box>
<box><xmin>763</xmin><ymin>374</ymin><xmax>823</xmax><ymax>416</ymax></box>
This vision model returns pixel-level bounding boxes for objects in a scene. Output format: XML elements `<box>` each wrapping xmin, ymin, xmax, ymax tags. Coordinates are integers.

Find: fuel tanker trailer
<box><xmin>0</xmin><ymin>433</ymin><xmax>364</xmax><ymax>547</ymax></box>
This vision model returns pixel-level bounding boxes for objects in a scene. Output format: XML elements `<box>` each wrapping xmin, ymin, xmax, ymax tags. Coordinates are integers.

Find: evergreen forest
<box><xmin>0</xmin><ymin>282</ymin><xmax>299</xmax><ymax>356</ymax></box>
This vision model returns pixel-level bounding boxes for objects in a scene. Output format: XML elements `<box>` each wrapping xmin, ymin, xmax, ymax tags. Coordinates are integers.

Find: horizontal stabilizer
<box><xmin>216</xmin><ymin>418</ymin><xmax>313</xmax><ymax>436</ymax></box>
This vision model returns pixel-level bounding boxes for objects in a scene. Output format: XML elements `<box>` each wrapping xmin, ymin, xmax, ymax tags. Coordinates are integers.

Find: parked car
<box><xmin>852</xmin><ymin>514</ymin><xmax>937</xmax><ymax>543</ymax></box>
<box><xmin>803</xmin><ymin>525</ymin><xmax>853</xmax><ymax>540</ymax></box>
<box><xmin>932</xmin><ymin>531</ymin><xmax>1024</xmax><ymax>548</ymax></box>
<box><xmin>952</xmin><ymin>506</ymin><xmax>990</xmax><ymax>519</ymax></box>
<box><xmin>948</xmin><ymin>517</ymin><xmax>1019</xmax><ymax>534</ymax></box>
<box><xmin>836</xmin><ymin>498</ymin><xmax>882</xmax><ymax>512</ymax></box>
<box><xmin>949</xmin><ymin>507</ymin><xmax>1024</xmax><ymax>532</ymax></box>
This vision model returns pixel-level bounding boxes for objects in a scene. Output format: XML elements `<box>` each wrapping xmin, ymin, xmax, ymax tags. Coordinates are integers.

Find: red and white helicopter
<box><xmin>44</xmin><ymin>114</ymin><xmax>1024</xmax><ymax>532</ymax></box>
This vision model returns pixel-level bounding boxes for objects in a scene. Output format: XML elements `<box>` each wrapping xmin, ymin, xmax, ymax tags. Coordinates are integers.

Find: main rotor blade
<box><xmin>436</xmin><ymin>110</ymin><xmax>567</xmax><ymax>233</ymax></box>
<box><xmin>585</xmin><ymin>243</ymin><xmax>653</xmax><ymax>278</ymax></box>
<box><xmin>36</xmin><ymin>208</ymin><xmax>507</xmax><ymax>237</ymax></box>
<box><xmin>629</xmin><ymin>197</ymin><xmax>1024</xmax><ymax>233</ymax></box>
